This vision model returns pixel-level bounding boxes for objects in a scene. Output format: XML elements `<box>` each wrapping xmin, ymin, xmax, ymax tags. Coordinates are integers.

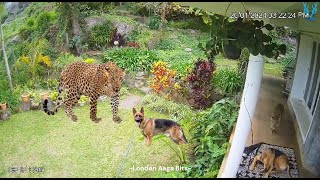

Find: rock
<box><xmin>112</xmin><ymin>21</ymin><xmax>133</xmax><ymax>38</ymax></box>
<box><xmin>5</xmin><ymin>2</ymin><xmax>30</xmax><ymax>15</ymax></box>
<box><xmin>185</xmin><ymin>48</ymin><xmax>192</xmax><ymax>52</ymax></box>
<box><xmin>135</xmin><ymin>76</ymin><xmax>144</xmax><ymax>80</ymax></box>
<box><xmin>84</xmin><ymin>16</ymin><xmax>105</xmax><ymax>30</ymax></box>
<box><xmin>140</xmin><ymin>87</ymin><xmax>151</xmax><ymax>94</ymax></box>
<box><xmin>136</xmin><ymin>71</ymin><xmax>145</xmax><ymax>77</ymax></box>
<box><xmin>4</xmin><ymin>2</ymin><xmax>30</xmax><ymax>23</ymax></box>
<box><xmin>134</xmin><ymin>81</ymin><xmax>144</xmax><ymax>88</ymax></box>
<box><xmin>188</xmin><ymin>29</ymin><xmax>200</xmax><ymax>36</ymax></box>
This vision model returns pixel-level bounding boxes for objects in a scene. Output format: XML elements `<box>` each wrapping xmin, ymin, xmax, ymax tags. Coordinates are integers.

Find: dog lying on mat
<box><xmin>250</xmin><ymin>147</ymin><xmax>291</xmax><ymax>178</ymax></box>
<box><xmin>132</xmin><ymin>107</ymin><xmax>188</xmax><ymax>146</ymax></box>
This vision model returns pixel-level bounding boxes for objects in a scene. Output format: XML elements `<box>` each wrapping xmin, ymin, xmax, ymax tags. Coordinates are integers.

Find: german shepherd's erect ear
<box><xmin>140</xmin><ymin>107</ymin><xmax>144</xmax><ymax>114</ymax></box>
<box><xmin>132</xmin><ymin>108</ymin><xmax>137</xmax><ymax>115</ymax></box>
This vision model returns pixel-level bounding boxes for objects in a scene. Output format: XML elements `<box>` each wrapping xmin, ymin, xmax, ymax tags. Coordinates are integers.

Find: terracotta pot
<box><xmin>0</xmin><ymin>103</ymin><xmax>7</xmax><ymax>111</ymax></box>
<box><xmin>41</xmin><ymin>92</ymin><xmax>48</xmax><ymax>100</ymax></box>
<box><xmin>21</xmin><ymin>94</ymin><xmax>30</xmax><ymax>103</ymax></box>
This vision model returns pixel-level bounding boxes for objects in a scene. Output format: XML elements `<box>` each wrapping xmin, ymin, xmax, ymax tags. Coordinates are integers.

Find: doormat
<box><xmin>236</xmin><ymin>142</ymin><xmax>299</xmax><ymax>178</ymax></box>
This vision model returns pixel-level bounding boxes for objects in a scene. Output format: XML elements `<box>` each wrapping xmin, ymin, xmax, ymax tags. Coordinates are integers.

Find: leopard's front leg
<box><xmin>111</xmin><ymin>92</ymin><xmax>121</xmax><ymax>123</ymax></box>
<box><xmin>90</xmin><ymin>95</ymin><xmax>101</xmax><ymax>123</ymax></box>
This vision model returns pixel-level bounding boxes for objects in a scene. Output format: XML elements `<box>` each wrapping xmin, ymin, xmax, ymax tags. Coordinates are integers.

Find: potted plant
<box><xmin>30</xmin><ymin>92</ymin><xmax>41</xmax><ymax>109</ymax></box>
<box><xmin>21</xmin><ymin>93</ymin><xmax>30</xmax><ymax>103</ymax></box>
<box><xmin>0</xmin><ymin>94</ymin><xmax>7</xmax><ymax>111</ymax></box>
<box><xmin>0</xmin><ymin>101</ymin><xmax>7</xmax><ymax>111</ymax></box>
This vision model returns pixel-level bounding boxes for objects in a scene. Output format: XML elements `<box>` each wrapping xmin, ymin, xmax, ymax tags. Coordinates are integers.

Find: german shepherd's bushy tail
<box><xmin>43</xmin><ymin>80</ymin><xmax>64</xmax><ymax>115</ymax></box>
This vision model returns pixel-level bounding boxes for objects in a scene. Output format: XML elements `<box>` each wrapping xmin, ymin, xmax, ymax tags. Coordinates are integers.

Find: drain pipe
<box><xmin>220</xmin><ymin>54</ymin><xmax>264</xmax><ymax>178</ymax></box>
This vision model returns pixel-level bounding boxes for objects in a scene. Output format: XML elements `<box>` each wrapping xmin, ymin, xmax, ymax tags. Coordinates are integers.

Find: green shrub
<box><xmin>19</xmin><ymin>17</ymin><xmax>37</xmax><ymax>39</ymax></box>
<box><xmin>187</xmin><ymin>98</ymin><xmax>239</xmax><ymax>178</ymax></box>
<box><xmin>119</xmin><ymin>86</ymin><xmax>129</xmax><ymax>100</ymax></box>
<box><xmin>103</xmin><ymin>47</ymin><xmax>159</xmax><ymax>72</ymax></box>
<box><xmin>213</xmin><ymin>68</ymin><xmax>244</xmax><ymax>96</ymax></box>
<box><xmin>142</xmin><ymin>93</ymin><xmax>194</xmax><ymax>121</ymax></box>
<box><xmin>36</xmin><ymin>11</ymin><xmax>57</xmax><ymax>34</ymax></box>
<box><xmin>148</xmin><ymin>15</ymin><xmax>162</xmax><ymax>30</ymax></box>
<box><xmin>156</xmin><ymin>38</ymin><xmax>176</xmax><ymax>50</ymax></box>
<box><xmin>53</xmin><ymin>53</ymin><xmax>81</xmax><ymax>76</ymax></box>
<box><xmin>156</xmin><ymin>50</ymin><xmax>198</xmax><ymax>77</ymax></box>
<box><xmin>88</xmin><ymin>20</ymin><xmax>115</xmax><ymax>50</ymax></box>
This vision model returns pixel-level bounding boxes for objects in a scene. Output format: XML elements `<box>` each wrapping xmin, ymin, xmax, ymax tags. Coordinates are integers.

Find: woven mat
<box><xmin>236</xmin><ymin>142</ymin><xmax>299</xmax><ymax>178</ymax></box>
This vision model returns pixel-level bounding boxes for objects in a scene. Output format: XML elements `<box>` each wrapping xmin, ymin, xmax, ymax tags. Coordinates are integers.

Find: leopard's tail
<box><xmin>43</xmin><ymin>80</ymin><xmax>64</xmax><ymax>115</ymax></box>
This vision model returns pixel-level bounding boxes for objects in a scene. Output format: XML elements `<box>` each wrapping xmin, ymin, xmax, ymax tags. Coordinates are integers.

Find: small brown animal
<box><xmin>250</xmin><ymin>148</ymin><xmax>291</xmax><ymax>178</ymax></box>
<box><xmin>271</xmin><ymin>103</ymin><xmax>284</xmax><ymax>134</ymax></box>
<box><xmin>132</xmin><ymin>107</ymin><xmax>188</xmax><ymax>146</ymax></box>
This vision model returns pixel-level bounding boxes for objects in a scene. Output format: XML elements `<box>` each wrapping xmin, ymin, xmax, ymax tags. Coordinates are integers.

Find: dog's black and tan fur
<box><xmin>250</xmin><ymin>148</ymin><xmax>292</xmax><ymax>178</ymax></box>
<box><xmin>132</xmin><ymin>107</ymin><xmax>188</xmax><ymax>146</ymax></box>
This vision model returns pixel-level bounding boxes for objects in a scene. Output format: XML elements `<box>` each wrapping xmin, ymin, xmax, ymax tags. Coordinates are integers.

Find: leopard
<box><xmin>270</xmin><ymin>103</ymin><xmax>284</xmax><ymax>134</ymax></box>
<box><xmin>43</xmin><ymin>61</ymin><xmax>125</xmax><ymax>123</ymax></box>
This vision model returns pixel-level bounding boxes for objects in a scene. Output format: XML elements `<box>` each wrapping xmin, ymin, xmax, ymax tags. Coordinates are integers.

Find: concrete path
<box><xmin>119</xmin><ymin>94</ymin><xmax>142</xmax><ymax>109</ymax></box>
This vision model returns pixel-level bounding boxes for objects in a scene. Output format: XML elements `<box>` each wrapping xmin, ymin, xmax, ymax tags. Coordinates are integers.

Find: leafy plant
<box><xmin>148</xmin><ymin>15</ymin><xmax>162</xmax><ymax>30</ymax></box>
<box><xmin>36</xmin><ymin>11</ymin><xmax>57</xmax><ymax>35</ymax></box>
<box><xmin>237</xmin><ymin>47</ymin><xmax>250</xmax><ymax>80</ymax></box>
<box><xmin>47</xmin><ymin>78</ymin><xmax>59</xmax><ymax>90</ymax></box>
<box><xmin>119</xmin><ymin>86</ymin><xmax>129</xmax><ymax>100</ymax></box>
<box><xmin>185</xmin><ymin>59</ymin><xmax>216</xmax><ymax>109</ymax></box>
<box><xmin>187</xmin><ymin>98</ymin><xmax>239</xmax><ymax>178</ymax></box>
<box><xmin>103</xmin><ymin>47</ymin><xmax>159</xmax><ymax>72</ymax></box>
<box><xmin>213</xmin><ymin>68</ymin><xmax>244</xmax><ymax>96</ymax></box>
<box><xmin>19</xmin><ymin>17</ymin><xmax>37</xmax><ymax>39</ymax></box>
<box><xmin>185</xmin><ymin>7</ymin><xmax>287</xmax><ymax>60</ymax></box>
<box><xmin>15</xmin><ymin>39</ymin><xmax>52</xmax><ymax>88</ymax></box>
<box><xmin>150</xmin><ymin>61</ymin><xmax>177</xmax><ymax>97</ymax></box>
<box><xmin>49</xmin><ymin>91</ymin><xmax>59</xmax><ymax>102</ymax></box>
<box><xmin>88</xmin><ymin>20</ymin><xmax>115</xmax><ymax>50</ymax></box>
<box><xmin>142</xmin><ymin>93</ymin><xmax>194</xmax><ymax>121</ymax></box>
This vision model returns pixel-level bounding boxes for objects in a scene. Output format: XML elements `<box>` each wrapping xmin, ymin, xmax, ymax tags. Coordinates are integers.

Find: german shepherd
<box><xmin>250</xmin><ymin>148</ymin><xmax>291</xmax><ymax>178</ymax></box>
<box><xmin>132</xmin><ymin>107</ymin><xmax>188</xmax><ymax>146</ymax></box>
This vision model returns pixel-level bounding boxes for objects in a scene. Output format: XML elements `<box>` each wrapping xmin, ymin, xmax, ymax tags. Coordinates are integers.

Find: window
<box><xmin>304</xmin><ymin>41</ymin><xmax>320</xmax><ymax>117</ymax></box>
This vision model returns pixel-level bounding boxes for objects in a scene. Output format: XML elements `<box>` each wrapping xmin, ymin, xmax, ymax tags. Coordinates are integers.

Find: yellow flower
<box><xmin>42</xmin><ymin>55</ymin><xmax>52</xmax><ymax>67</ymax></box>
<box><xmin>85</xmin><ymin>58</ymin><xmax>95</xmax><ymax>64</ymax></box>
<box><xmin>174</xmin><ymin>83</ymin><xmax>182</xmax><ymax>90</ymax></box>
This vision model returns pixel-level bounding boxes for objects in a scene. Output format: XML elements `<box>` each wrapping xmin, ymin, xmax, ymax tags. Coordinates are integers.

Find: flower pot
<box><xmin>223</xmin><ymin>43</ymin><xmax>241</xmax><ymax>60</ymax></box>
<box><xmin>21</xmin><ymin>94</ymin><xmax>30</xmax><ymax>103</ymax></box>
<box><xmin>0</xmin><ymin>103</ymin><xmax>7</xmax><ymax>111</ymax></box>
<box><xmin>40</xmin><ymin>92</ymin><xmax>48</xmax><ymax>100</ymax></box>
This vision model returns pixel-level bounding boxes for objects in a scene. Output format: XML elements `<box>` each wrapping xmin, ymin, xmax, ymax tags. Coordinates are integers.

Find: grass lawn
<box><xmin>215</xmin><ymin>58</ymin><xmax>285</xmax><ymax>78</ymax></box>
<box><xmin>0</xmin><ymin>98</ymin><xmax>193</xmax><ymax>178</ymax></box>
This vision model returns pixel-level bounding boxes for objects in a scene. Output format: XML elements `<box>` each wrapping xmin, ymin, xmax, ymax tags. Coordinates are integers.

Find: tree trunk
<box><xmin>1</xmin><ymin>23</ymin><xmax>14</xmax><ymax>92</ymax></box>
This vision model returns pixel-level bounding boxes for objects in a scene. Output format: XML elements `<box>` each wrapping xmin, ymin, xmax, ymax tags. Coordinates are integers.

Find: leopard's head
<box><xmin>99</xmin><ymin>62</ymin><xmax>126</xmax><ymax>93</ymax></box>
